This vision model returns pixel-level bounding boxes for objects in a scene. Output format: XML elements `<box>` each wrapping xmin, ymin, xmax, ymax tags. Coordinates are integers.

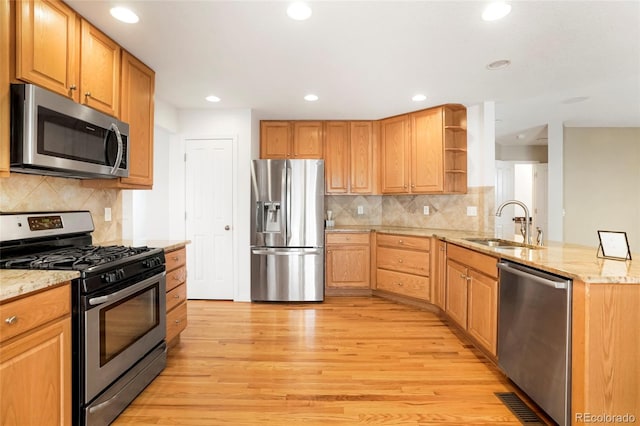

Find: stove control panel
<box><xmin>28</xmin><ymin>215</ymin><xmax>63</xmax><ymax>231</ymax></box>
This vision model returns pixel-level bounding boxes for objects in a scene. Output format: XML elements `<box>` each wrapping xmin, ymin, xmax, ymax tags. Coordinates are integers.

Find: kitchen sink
<box><xmin>463</xmin><ymin>238</ymin><xmax>542</xmax><ymax>249</ymax></box>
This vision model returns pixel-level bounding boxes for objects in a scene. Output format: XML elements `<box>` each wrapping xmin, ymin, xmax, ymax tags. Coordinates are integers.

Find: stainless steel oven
<box><xmin>83</xmin><ymin>271</ymin><xmax>166</xmax><ymax>409</ymax></box>
<box><xmin>0</xmin><ymin>211</ymin><xmax>168</xmax><ymax>426</ymax></box>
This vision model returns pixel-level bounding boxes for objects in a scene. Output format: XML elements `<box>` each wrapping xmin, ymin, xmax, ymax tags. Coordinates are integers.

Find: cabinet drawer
<box><xmin>377</xmin><ymin>233</ymin><xmax>430</xmax><ymax>251</ymax></box>
<box><xmin>166</xmin><ymin>301</ymin><xmax>187</xmax><ymax>343</ymax></box>
<box><xmin>376</xmin><ymin>269</ymin><xmax>430</xmax><ymax>300</ymax></box>
<box><xmin>377</xmin><ymin>246</ymin><xmax>430</xmax><ymax>276</ymax></box>
<box><xmin>166</xmin><ymin>266</ymin><xmax>186</xmax><ymax>292</ymax></box>
<box><xmin>326</xmin><ymin>232</ymin><xmax>370</xmax><ymax>245</ymax></box>
<box><xmin>165</xmin><ymin>247</ymin><xmax>186</xmax><ymax>271</ymax></box>
<box><xmin>0</xmin><ymin>284</ymin><xmax>70</xmax><ymax>343</ymax></box>
<box><xmin>166</xmin><ymin>283</ymin><xmax>187</xmax><ymax>312</ymax></box>
<box><xmin>447</xmin><ymin>244</ymin><xmax>498</xmax><ymax>279</ymax></box>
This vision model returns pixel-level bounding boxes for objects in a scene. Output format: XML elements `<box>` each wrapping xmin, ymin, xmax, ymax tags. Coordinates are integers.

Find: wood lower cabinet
<box><xmin>325</xmin><ymin>232</ymin><xmax>371</xmax><ymax>295</ymax></box>
<box><xmin>445</xmin><ymin>244</ymin><xmax>498</xmax><ymax>356</ymax></box>
<box><xmin>1</xmin><ymin>0</ymin><xmax>9</xmax><ymax>177</ymax></box>
<box><xmin>260</xmin><ymin>121</ymin><xmax>323</xmax><ymax>159</ymax></box>
<box><xmin>165</xmin><ymin>246</ymin><xmax>188</xmax><ymax>348</ymax></box>
<box><xmin>0</xmin><ymin>283</ymin><xmax>71</xmax><ymax>426</ymax></box>
<box><xmin>375</xmin><ymin>233</ymin><xmax>430</xmax><ymax>301</ymax></box>
<box><xmin>431</xmin><ymin>239</ymin><xmax>447</xmax><ymax>310</ymax></box>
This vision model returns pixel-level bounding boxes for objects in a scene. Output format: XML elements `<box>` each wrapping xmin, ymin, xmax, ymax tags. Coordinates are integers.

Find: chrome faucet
<box><xmin>496</xmin><ymin>200</ymin><xmax>532</xmax><ymax>245</ymax></box>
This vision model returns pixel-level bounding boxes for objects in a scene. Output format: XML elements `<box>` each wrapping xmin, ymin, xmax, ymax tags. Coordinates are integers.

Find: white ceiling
<box><xmin>66</xmin><ymin>0</ymin><xmax>640</xmax><ymax>146</ymax></box>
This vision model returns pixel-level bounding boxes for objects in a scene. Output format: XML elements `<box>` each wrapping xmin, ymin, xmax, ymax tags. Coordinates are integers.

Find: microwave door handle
<box><xmin>107</xmin><ymin>123</ymin><xmax>124</xmax><ymax>175</ymax></box>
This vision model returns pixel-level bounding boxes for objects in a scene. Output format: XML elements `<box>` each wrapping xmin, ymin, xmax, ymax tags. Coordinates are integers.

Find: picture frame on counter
<box><xmin>597</xmin><ymin>230</ymin><xmax>632</xmax><ymax>261</ymax></box>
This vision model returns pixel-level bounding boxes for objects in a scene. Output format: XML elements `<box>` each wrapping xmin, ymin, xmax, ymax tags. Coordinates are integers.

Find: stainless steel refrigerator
<box><xmin>250</xmin><ymin>159</ymin><xmax>325</xmax><ymax>302</ymax></box>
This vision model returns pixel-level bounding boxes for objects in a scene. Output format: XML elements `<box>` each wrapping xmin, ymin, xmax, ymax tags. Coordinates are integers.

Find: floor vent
<box><xmin>495</xmin><ymin>392</ymin><xmax>547</xmax><ymax>424</ymax></box>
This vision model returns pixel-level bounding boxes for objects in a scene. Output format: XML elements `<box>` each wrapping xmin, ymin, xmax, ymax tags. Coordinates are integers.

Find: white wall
<box><xmin>564</xmin><ymin>127</ymin><xmax>640</xmax><ymax>252</ymax></box>
<box><xmin>466</xmin><ymin>101</ymin><xmax>496</xmax><ymax>187</ymax></box>
<box><xmin>176</xmin><ymin>109</ymin><xmax>256</xmax><ymax>302</ymax></box>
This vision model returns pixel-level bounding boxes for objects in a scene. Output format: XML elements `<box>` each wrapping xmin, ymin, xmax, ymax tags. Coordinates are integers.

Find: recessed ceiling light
<box><xmin>482</xmin><ymin>2</ymin><xmax>512</xmax><ymax>21</ymax></box>
<box><xmin>412</xmin><ymin>94</ymin><xmax>427</xmax><ymax>102</ymax></box>
<box><xmin>287</xmin><ymin>2</ymin><xmax>312</xmax><ymax>21</ymax></box>
<box><xmin>562</xmin><ymin>96</ymin><xmax>590</xmax><ymax>104</ymax></box>
<box><xmin>205</xmin><ymin>95</ymin><xmax>221</xmax><ymax>103</ymax></box>
<box><xmin>110</xmin><ymin>6</ymin><xmax>139</xmax><ymax>24</ymax></box>
<box><xmin>486</xmin><ymin>59</ymin><xmax>511</xmax><ymax>70</ymax></box>
<box><xmin>304</xmin><ymin>94</ymin><xmax>318</xmax><ymax>102</ymax></box>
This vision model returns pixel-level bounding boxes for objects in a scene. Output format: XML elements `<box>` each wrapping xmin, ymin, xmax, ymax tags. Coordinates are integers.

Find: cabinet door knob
<box><xmin>398</xmin><ymin>259</ymin><xmax>403</xmax><ymax>263</ymax></box>
<box><xmin>69</xmin><ymin>84</ymin><xmax>77</xmax><ymax>90</ymax></box>
<box><xmin>460</xmin><ymin>274</ymin><xmax>466</xmax><ymax>279</ymax></box>
<box><xmin>398</xmin><ymin>240</ymin><xmax>404</xmax><ymax>244</ymax></box>
<box><xmin>85</xmin><ymin>91</ymin><xmax>91</xmax><ymax>97</ymax></box>
<box><xmin>4</xmin><ymin>315</ymin><xmax>17</xmax><ymax>325</ymax></box>
<box><xmin>173</xmin><ymin>294</ymin><xmax>180</xmax><ymax>299</ymax></box>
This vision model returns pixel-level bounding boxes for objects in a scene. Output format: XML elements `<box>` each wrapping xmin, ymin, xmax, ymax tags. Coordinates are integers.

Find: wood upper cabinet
<box><xmin>15</xmin><ymin>0</ymin><xmax>80</xmax><ymax>101</ymax></box>
<box><xmin>325</xmin><ymin>232</ymin><xmax>371</xmax><ymax>292</ymax></box>
<box><xmin>1</xmin><ymin>0</ymin><xmax>10</xmax><ymax>177</ymax></box>
<box><xmin>380</xmin><ymin>115</ymin><xmax>410</xmax><ymax>193</ymax></box>
<box><xmin>119</xmin><ymin>51</ymin><xmax>154</xmax><ymax>187</ymax></box>
<box><xmin>324</xmin><ymin>121</ymin><xmax>375</xmax><ymax>194</ymax></box>
<box><xmin>260</xmin><ymin>121</ymin><xmax>323</xmax><ymax>159</ymax></box>
<box><xmin>411</xmin><ymin>108</ymin><xmax>443</xmax><ymax>192</ymax></box>
<box><xmin>79</xmin><ymin>19</ymin><xmax>120</xmax><ymax>117</ymax></box>
<box><xmin>0</xmin><ymin>283</ymin><xmax>72</xmax><ymax>426</ymax></box>
<box><xmin>292</xmin><ymin>121</ymin><xmax>323</xmax><ymax>158</ymax></box>
<box><xmin>380</xmin><ymin>105</ymin><xmax>467</xmax><ymax>194</ymax></box>
<box><xmin>445</xmin><ymin>244</ymin><xmax>498</xmax><ymax>356</ymax></box>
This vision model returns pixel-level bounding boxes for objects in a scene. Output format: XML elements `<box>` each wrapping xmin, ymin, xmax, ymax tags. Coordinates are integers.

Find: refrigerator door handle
<box><xmin>251</xmin><ymin>248</ymin><xmax>323</xmax><ymax>256</ymax></box>
<box><xmin>285</xmin><ymin>164</ymin><xmax>292</xmax><ymax>245</ymax></box>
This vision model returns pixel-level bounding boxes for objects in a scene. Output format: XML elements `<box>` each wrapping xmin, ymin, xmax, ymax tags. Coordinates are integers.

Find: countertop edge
<box><xmin>0</xmin><ymin>270</ymin><xmax>80</xmax><ymax>303</ymax></box>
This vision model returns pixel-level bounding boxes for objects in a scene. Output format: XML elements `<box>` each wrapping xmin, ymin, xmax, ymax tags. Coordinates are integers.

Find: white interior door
<box><xmin>185</xmin><ymin>138</ymin><xmax>234</xmax><ymax>299</ymax></box>
<box><xmin>495</xmin><ymin>160</ymin><xmax>515</xmax><ymax>239</ymax></box>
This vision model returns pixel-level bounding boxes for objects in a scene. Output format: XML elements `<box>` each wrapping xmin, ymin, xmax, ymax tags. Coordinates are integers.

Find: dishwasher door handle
<box><xmin>497</xmin><ymin>262</ymin><xmax>569</xmax><ymax>289</ymax></box>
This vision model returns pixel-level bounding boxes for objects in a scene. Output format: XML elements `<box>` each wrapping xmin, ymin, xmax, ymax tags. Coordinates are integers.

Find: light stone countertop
<box><xmin>326</xmin><ymin>225</ymin><xmax>639</xmax><ymax>284</ymax></box>
<box><xmin>101</xmin><ymin>239</ymin><xmax>191</xmax><ymax>252</ymax></box>
<box><xmin>0</xmin><ymin>270</ymin><xmax>79</xmax><ymax>303</ymax></box>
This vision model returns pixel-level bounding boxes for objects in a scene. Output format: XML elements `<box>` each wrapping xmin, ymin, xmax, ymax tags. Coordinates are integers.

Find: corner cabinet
<box><xmin>325</xmin><ymin>232</ymin><xmax>371</xmax><ymax>295</ymax></box>
<box><xmin>260</xmin><ymin>121</ymin><xmax>323</xmax><ymax>159</ymax></box>
<box><xmin>445</xmin><ymin>244</ymin><xmax>498</xmax><ymax>356</ymax></box>
<box><xmin>380</xmin><ymin>105</ymin><xmax>467</xmax><ymax>194</ymax></box>
<box><xmin>165</xmin><ymin>246</ymin><xmax>188</xmax><ymax>349</ymax></box>
<box><xmin>375</xmin><ymin>233</ymin><xmax>430</xmax><ymax>301</ymax></box>
<box><xmin>1</xmin><ymin>0</ymin><xmax>10</xmax><ymax>177</ymax></box>
<box><xmin>0</xmin><ymin>283</ymin><xmax>72</xmax><ymax>426</ymax></box>
<box><xmin>324</xmin><ymin>121</ymin><xmax>377</xmax><ymax>194</ymax></box>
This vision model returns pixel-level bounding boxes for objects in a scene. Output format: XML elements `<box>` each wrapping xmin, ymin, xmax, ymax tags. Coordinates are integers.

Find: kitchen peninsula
<box><xmin>327</xmin><ymin>225</ymin><xmax>640</xmax><ymax>422</ymax></box>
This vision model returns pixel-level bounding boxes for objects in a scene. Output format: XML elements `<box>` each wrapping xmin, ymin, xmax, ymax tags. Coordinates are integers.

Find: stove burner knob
<box><xmin>101</xmin><ymin>272</ymin><xmax>118</xmax><ymax>283</ymax></box>
<box><xmin>143</xmin><ymin>257</ymin><xmax>161</xmax><ymax>268</ymax></box>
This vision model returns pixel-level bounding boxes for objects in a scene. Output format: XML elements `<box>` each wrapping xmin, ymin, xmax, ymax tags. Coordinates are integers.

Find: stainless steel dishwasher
<box><xmin>497</xmin><ymin>261</ymin><xmax>572</xmax><ymax>426</ymax></box>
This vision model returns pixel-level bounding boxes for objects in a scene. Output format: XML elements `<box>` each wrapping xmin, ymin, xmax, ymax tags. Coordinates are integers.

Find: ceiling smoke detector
<box><xmin>486</xmin><ymin>59</ymin><xmax>511</xmax><ymax>70</ymax></box>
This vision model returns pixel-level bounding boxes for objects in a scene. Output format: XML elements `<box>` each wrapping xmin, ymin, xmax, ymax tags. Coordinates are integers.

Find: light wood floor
<box><xmin>114</xmin><ymin>297</ymin><xmax>548</xmax><ymax>425</ymax></box>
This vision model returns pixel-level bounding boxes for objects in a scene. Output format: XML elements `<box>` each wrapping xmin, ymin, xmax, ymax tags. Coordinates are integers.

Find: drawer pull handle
<box><xmin>398</xmin><ymin>240</ymin><xmax>404</xmax><ymax>244</ymax></box>
<box><xmin>396</xmin><ymin>282</ymin><xmax>404</xmax><ymax>286</ymax></box>
<box><xmin>173</xmin><ymin>294</ymin><xmax>180</xmax><ymax>299</ymax></box>
<box><xmin>4</xmin><ymin>315</ymin><xmax>17</xmax><ymax>325</ymax></box>
<box><xmin>172</xmin><ymin>256</ymin><xmax>179</xmax><ymax>261</ymax></box>
<box><xmin>398</xmin><ymin>259</ymin><xmax>403</xmax><ymax>263</ymax></box>
<box><xmin>175</xmin><ymin>319</ymin><xmax>182</xmax><ymax>324</ymax></box>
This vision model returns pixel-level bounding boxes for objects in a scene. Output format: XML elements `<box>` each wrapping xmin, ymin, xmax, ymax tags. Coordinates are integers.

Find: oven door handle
<box><xmin>88</xmin><ymin>272</ymin><xmax>166</xmax><ymax>306</ymax></box>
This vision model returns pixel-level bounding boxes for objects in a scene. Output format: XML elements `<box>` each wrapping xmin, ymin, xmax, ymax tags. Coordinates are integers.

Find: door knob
<box><xmin>224</xmin><ymin>225</ymin><xmax>230</xmax><ymax>230</ymax></box>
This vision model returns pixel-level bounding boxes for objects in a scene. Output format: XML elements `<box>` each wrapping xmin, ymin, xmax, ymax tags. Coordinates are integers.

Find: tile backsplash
<box><xmin>326</xmin><ymin>186</ymin><xmax>495</xmax><ymax>233</ymax></box>
<box><xmin>0</xmin><ymin>174</ymin><xmax>122</xmax><ymax>243</ymax></box>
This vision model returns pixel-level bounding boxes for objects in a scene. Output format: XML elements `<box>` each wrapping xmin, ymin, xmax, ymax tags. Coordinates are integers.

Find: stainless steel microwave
<box><xmin>10</xmin><ymin>84</ymin><xmax>129</xmax><ymax>179</ymax></box>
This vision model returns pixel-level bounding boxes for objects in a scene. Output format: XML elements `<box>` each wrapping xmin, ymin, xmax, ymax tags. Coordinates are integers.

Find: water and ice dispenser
<box><xmin>257</xmin><ymin>201</ymin><xmax>282</xmax><ymax>233</ymax></box>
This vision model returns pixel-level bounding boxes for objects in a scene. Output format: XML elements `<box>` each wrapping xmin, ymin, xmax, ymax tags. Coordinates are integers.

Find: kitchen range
<box><xmin>0</xmin><ymin>211</ymin><xmax>166</xmax><ymax>426</ymax></box>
